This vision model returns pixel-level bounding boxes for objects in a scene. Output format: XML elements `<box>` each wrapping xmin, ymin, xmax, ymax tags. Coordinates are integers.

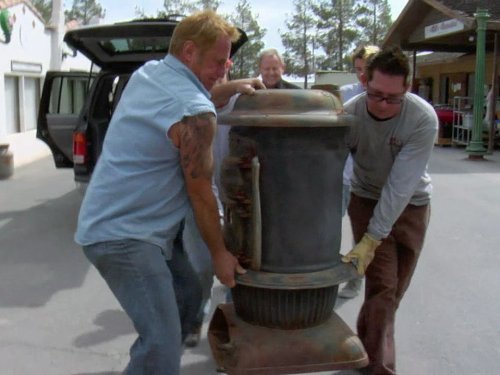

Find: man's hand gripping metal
<box><xmin>341</xmin><ymin>233</ymin><xmax>382</xmax><ymax>275</ymax></box>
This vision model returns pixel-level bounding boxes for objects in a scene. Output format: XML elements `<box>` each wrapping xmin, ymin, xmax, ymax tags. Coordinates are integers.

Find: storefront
<box><xmin>382</xmin><ymin>0</ymin><xmax>500</xmax><ymax>151</ymax></box>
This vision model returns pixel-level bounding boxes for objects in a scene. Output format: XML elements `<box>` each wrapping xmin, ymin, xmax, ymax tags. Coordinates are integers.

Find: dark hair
<box><xmin>365</xmin><ymin>46</ymin><xmax>410</xmax><ymax>84</ymax></box>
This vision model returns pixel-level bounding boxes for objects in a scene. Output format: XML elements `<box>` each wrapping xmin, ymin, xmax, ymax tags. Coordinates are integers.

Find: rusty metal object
<box><xmin>231</xmin><ymin>263</ymin><xmax>357</xmax><ymax>329</ymax></box>
<box><xmin>208</xmin><ymin>304</ymin><xmax>369</xmax><ymax>375</ymax></box>
<box><xmin>235</xmin><ymin>262</ymin><xmax>358</xmax><ymax>290</ymax></box>
<box><xmin>232</xmin><ymin>284</ymin><xmax>338</xmax><ymax>329</ymax></box>
<box><xmin>250</xmin><ymin>156</ymin><xmax>262</xmax><ymax>271</ymax></box>
<box><xmin>210</xmin><ymin>89</ymin><xmax>366</xmax><ymax>372</ymax></box>
<box><xmin>311</xmin><ymin>84</ymin><xmax>341</xmax><ymax>101</ymax></box>
<box><xmin>220</xmin><ymin>89</ymin><xmax>355</xmax><ymax>275</ymax></box>
<box><xmin>219</xmin><ymin>89</ymin><xmax>349</xmax><ymax>128</ymax></box>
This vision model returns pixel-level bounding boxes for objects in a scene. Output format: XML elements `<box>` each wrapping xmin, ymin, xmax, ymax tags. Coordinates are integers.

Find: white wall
<box><xmin>314</xmin><ymin>71</ymin><xmax>358</xmax><ymax>87</ymax></box>
<box><xmin>0</xmin><ymin>2</ymin><xmax>91</xmax><ymax>139</ymax></box>
<box><xmin>0</xmin><ymin>3</ymin><xmax>49</xmax><ymax>138</ymax></box>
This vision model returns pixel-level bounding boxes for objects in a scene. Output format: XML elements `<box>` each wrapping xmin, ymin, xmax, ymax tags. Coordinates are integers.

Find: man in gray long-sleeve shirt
<box><xmin>341</xmin><ymin>46</ymin><xmax>438</xmax><ymax>375</ymax></box>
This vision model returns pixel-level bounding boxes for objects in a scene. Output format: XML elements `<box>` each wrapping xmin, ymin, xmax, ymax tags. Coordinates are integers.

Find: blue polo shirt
<box><xmin>75</xmin><ymin>54</ymin><xmax>215</xmax><ymax>254</ymax></box>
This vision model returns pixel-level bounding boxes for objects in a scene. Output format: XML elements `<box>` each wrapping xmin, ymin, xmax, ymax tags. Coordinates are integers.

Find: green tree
<box><xmin>280</xmin><ymin>0</ymin><xmax>316</xmax><ymax>87</ymax></box>
<box><xmin>155</xmin><ymin>0</ymin><xmax>220</xmax><ymax>18</ymax></box>
<box><xmin>32</xmin><ymin>0</ymin><xmax>52</xmax><ymax>24</ymax></box>
<box><xmin>151</xmin><ymin>0</ymin><xmax>264</xmax><ymax>78</ymax></box>
<box><xmin>355</xmin><ymin>0</ymin><xmax>392</xmax><ymax>46</ymax></box>
<box><xmin>313</xmin><ymin>0</ymin><xmax>359</xmax><ymax>71</ymax></box>
<box><xmin>196</xmin><ymin>0</ymin><xmax>221</xmax><ymax>11</ymax></box>
<box><xmin>228</xmin><ymin>0</ymin><xmax>266</xmax><ymax>79</ymax></box>
<box><xmin>157</xmin><ymin>0</ymin><xmax>198</xmax><ymax>17</ymax></box>
<box><xmin>64</xmin><ymin>0</ymin><xmax>105</xmax><ymax>25</ymax></box>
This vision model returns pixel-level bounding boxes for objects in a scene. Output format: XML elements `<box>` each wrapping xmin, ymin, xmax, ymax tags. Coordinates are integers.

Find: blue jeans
<box><xmin>84</xmin><ymin>238</ymin><xmax>183</xmax><ymax>375</ymax></box>
<box><xmin>182</xmin><ymin>208</ymin><xmax>214</xmax><ymax>328</ymax></box>
<box><xmin>169</xmin><ymin>220</ymin><xmax>204</xmax><ymax>336</ymax></box>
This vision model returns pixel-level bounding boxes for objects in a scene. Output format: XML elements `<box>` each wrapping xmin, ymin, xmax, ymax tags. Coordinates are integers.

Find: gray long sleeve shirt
<box><xmin>344</xmin><ymin>92</ymin><xmax>438</xmax><ymax>240</ymax></box>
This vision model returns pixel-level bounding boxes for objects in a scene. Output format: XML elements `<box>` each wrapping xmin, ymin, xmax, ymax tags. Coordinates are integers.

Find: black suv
<box><xmin>37</xmin><ymin>19</ymin><xmax>246</xmax><ymax>191</ymax></box>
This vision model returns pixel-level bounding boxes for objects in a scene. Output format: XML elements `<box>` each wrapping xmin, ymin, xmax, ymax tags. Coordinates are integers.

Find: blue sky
<box><xmin>97</xmin><ymin>0</ymin><xmax>408</xmax><ymax>51</ymax></box>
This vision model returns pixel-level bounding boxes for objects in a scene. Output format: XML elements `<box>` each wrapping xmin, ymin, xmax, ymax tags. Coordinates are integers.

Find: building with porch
<box><xmin>383</xmin><ymin>0</ymin><xmax>500</xmax><ymax>150</ymax></box>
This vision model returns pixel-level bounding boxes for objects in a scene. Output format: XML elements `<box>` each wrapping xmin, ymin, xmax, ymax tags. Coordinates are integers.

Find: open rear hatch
<box><xmin>38</xmin><ymin>18</ymin><xmax>248</xmax><ymax>168</ymax></box>
<box><xmin>64</xmin><ymin>18</ymin><xmax>247</xmax><ymax>71</ymax></box>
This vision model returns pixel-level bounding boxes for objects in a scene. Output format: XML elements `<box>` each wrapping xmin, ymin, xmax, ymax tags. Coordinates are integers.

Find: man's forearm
<box><xmin>211</xmin><ymin>80</ymin><xmax>240</xmax><ymax>108</ymax></box>
<box><xmin>188</xmin><ymin>186</ymin><xmax>226</xmax><ymax>258</ymax></box>
<box><xmin>211</xmin><ymin>78</ymin><xmax>265</xmax><ymax>108</ymax></box>
<box><xmin>174</xmin><ymin>112</ymin><xmax>243</xmax><ymax>286</ymax></box>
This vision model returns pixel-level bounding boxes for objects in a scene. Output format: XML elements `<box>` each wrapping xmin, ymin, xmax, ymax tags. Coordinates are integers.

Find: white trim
<box><xmin>11</xmin><ymin>60</ymin><xmax>42</xmax><ymax>73</ymax></box>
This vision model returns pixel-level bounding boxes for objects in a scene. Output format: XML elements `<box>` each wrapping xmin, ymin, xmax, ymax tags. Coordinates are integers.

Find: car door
<box><xmin>37</xmin><ymin>71</ymin><xmax>93</xmax><ymax>168</ymax></box>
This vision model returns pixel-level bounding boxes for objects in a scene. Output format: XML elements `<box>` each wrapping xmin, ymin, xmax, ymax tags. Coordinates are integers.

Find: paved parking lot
<box><xmin>1</xmin><ymin>146</ymin><xmax>499</xmax><ymax>374</ymax></box>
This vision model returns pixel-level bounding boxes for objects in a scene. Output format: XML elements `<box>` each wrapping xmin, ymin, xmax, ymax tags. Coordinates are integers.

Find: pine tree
<box><xmin>157</xmin><ymin>0</ymin><xmax>198</xmax><ymax>17</ymax></box>
<box><xmin>313</xmin><ymin>0</ymin><xmax>359</xmax><ymax>71</ymax></box>
<box><xmin>32</xmin><ymin>0</ymin><xmax>52</xmax><ymax>24</ymax></box>
<box><xmin>196</xmin><ymin>0</ymin><xmax>221</xmax><ymax>11</ymax></box>
<box><xmin>151</xmin><ymin>0</ymin><xmax>264</xmax><ymax>78</ymax></box>
<box><xmin>156</xmin><ymin>0</ymin><xmax>220</xmax><ymax>18</ymax></box>
<box><xmin>355</xmin><ymin>0</ymin><xmax>392</xmax><ymax>46</ymax></box>
<box><xmin>64</xmin><ymin>0</ymin><xmax>105</xmax><ymax>25</ymax></box>
<box><xmin>228</xmin><ymin>0</ymin><xmax>266</xmax><ymax>79</ymax></box>
<box><xmin>280</xmin><ymin>0</ymin><xmax>316</xmax><ymax>87</ymax></box>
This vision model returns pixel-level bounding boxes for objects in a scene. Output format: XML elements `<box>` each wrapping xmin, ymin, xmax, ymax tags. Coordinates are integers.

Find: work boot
<box><xmin>338</xmin><ymin>277</ymin><xmax>363</xmax><ymax>299</ymax></box>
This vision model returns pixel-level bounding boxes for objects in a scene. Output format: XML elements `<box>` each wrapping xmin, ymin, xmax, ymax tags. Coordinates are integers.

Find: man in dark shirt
<box><xmin>258</xmin><ymin>48</ymin><xmax>301</xmax><ymax>89</ymax></box>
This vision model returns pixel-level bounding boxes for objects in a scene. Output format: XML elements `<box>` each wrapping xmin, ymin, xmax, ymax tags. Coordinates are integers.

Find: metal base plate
<box><xmin>208</xmin><ymin>303</ymin><xmax>368</xmax><ymax>375</ymax></box>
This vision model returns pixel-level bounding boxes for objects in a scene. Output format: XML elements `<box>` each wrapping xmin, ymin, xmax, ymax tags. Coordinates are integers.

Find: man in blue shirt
<box><xmin>75</xmin><ymin>11</ymin><xmax>246</xmax><ymax>374</ymax></box>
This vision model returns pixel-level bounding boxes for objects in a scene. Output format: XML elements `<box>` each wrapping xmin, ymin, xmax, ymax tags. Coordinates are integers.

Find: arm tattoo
<box><xmin>179</xmin><ymin>113</ymin><xmax>216</xmax><ymax>180</ymax></box>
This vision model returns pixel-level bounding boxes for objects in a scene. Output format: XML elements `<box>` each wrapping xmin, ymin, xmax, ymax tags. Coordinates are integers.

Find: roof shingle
<box><xmin>437</xmin><ymin>0</ymin><xmax>500</xmax><ymax>20</ymax></box>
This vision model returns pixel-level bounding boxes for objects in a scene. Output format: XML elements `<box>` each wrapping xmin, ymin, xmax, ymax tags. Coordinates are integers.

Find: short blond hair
<box><xmin>351</xmin><ymin>45</ymin><xmax>380</xmax><ymax>64</ymax></box>
<box><xmin>258</xmin><ymin>48</ymin><xmax>284</xmax><ymax>66</ymax></box>
<box><xmin>169</xmin><ymin>10</ymin><xmax>240</xmax><ymax>57</ymax></box>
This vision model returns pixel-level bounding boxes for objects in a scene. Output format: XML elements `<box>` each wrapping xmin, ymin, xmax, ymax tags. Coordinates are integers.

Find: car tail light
<box><xmin>73</xmin><ymin>132</ymin><xmax>87</xmax><ymax>164</ymax></box>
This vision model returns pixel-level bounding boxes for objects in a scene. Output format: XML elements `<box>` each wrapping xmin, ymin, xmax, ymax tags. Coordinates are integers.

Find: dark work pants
<box><xmin>348</xmin><ymin>194</ymin><xmax>430</xmax><ymax>375</ymax></box>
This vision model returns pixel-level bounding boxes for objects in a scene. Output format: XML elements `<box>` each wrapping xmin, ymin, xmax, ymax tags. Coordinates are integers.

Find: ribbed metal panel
<box><xmin>232</xmin><ymin>285</ymin><xmax>338</xmax><ymax>329</ymax></box>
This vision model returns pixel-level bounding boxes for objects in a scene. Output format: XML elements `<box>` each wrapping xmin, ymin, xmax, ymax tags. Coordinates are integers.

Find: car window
<box><xmin>87</xmin><ymin>73</ymin><xmax>130</xmax><ymax>121</ymax></box>
<box><xmin>49</xmin><ymin>76</ymin><xmax>92</xmax><ymax>115</ymax></box>
<box><xmin>110</xmin><ymin>74</ymin><xmax>130</xmax><ymax>113</ymax></box>
<box><xmin>100</xmin><ymin>37</ymin><xmax>171</xmax><ymax>55</ymax></box>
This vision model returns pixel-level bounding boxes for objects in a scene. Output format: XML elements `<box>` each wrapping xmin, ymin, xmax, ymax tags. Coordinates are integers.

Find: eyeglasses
<box><xmin>366</xmin><ymin>85</ymin><xmax>406</xmax><ymax>104</ymax></box>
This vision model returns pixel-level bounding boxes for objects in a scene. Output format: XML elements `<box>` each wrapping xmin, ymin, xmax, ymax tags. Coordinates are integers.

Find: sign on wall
<box><xmin>425</xmin><ymin>19</ymin><xmax>465</xmax><ymax>39</ymax></box>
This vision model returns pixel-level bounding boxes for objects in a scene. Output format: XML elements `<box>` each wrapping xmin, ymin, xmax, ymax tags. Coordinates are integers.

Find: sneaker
<box><xmin>184</xmin><ymin>328</ymin><xmax>201</xmax><ymax>348</ymax></box>
<box><xmin>338</xmin><ymin>277</ymin><xmax>363</xmax><ymax>299</ymax></box>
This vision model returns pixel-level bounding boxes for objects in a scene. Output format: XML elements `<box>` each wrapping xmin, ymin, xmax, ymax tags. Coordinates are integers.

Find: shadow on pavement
<box><xmin>0</xmin><ymin>189</ymin><xmax>90</xmax><ymax>307</ymax></box>
<box><xmin>181</xmin><ymin>336</ymin><xmax>218</xmax><ymax>375</ymax></box>
<box><xmin>334</xmin><ymin>295</ymin><xmax>349</xmax><ymax>310</ymax></box>
<box><xmin>74</xmin><ymin>309</ymin><xmax>135</xmax><ymax>348</ymax></box>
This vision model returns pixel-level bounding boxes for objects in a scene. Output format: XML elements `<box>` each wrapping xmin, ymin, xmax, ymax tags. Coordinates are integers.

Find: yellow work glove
<box><xmin>341</xmin><ymin>233</ymin><xmax>382</xmax><ymax>275</ymax></box>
